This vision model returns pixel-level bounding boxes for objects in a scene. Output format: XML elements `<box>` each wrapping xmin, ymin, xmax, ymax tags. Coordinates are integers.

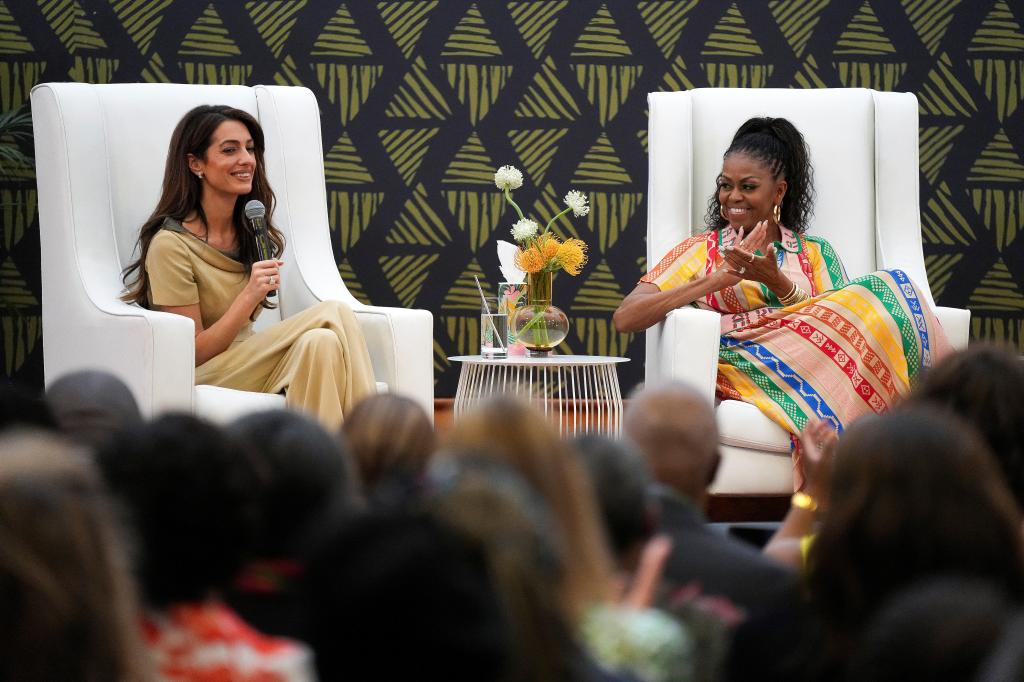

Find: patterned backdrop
<box><xmin>1</xmin><ymin>0</ymin><xmax>1022</xmax><ymax>397</ymax></box>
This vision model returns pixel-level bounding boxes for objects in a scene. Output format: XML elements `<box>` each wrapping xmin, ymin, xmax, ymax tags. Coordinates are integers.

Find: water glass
<box><xmin>480</xmin><ymin>296</ymin><xmax>507</xmax><ymax>358</ymax></box>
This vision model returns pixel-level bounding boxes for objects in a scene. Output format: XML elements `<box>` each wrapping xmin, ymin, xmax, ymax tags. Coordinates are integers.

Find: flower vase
<box><xmin>511</xmin><ymin>271</ymin><xmax>569</xmax><ymax>356</ymax></box>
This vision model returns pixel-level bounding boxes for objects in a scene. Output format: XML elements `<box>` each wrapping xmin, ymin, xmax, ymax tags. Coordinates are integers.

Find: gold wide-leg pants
<box><xmin>196</xmin><ymin>300</ymin><xmax>376</xmax><ymax>429</ymax></box>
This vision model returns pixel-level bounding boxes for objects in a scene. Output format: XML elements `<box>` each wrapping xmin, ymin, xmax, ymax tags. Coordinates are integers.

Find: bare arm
<box><xmin>158</xmin><ymin>259</ymin><xmax>282</xmax><ymax>366</ymax></box>
<box><xmin>612</xmin><ymin>271</ymin><xmax>739</xmax><ymax>333</ymax></box>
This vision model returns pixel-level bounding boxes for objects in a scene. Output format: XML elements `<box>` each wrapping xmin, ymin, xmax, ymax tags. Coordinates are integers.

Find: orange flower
<box><xmin>516</xmin><ymin>244</ymin><xmax>546</xmax><ymax>273</ymax></box>
<box><xmin>557</xmin><ymin>238</ymin><xmax>588</xmax><ymax>276</ymax></box>
<box><xmin>541</xmin><ymin>234</ymin><xmax>561</xmax><ymax>260</ymax></box>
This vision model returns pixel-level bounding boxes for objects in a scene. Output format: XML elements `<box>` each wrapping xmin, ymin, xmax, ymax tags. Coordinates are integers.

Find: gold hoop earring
<box><xmin>773</xmin><ymin>204</ymin><xmax>781</xmax><ymax>224</ymax></box>
<box><xmin>720</xmin><ymin>205</ymin><xmax>728</xmax><ymax>221</ymax></box>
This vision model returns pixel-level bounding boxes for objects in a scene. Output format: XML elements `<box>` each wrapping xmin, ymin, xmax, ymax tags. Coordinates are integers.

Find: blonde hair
<box><xmin>342</xmin><ymin>394</ymin><xmax>436</xmax><ymax>492</ymax></box>
<box><xmin>444</xmin><ymin>397</ymin><xmax>615</xmax><ymax>621</ymax></box>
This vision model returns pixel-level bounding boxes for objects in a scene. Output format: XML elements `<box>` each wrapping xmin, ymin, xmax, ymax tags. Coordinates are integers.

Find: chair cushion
<box><xmin>716</xmin><ymin>399</ymin><xmax>792</xmax><ymax>453</ymax></box>
<box><xmin>194</xmin><ymin>384</ymin><xmax>286</xmax><ymax>424</ymax></box>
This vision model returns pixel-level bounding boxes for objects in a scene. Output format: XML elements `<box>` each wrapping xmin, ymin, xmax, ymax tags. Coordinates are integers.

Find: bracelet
<box><xmin>791</xmin><ymin>491</ymin><xmax>818</xmax><ymax>512</ymax></box>
<box><xmin>779</xmin><ymin>284</ymin><xmax>809</xmax><ymax>307</ymax></box>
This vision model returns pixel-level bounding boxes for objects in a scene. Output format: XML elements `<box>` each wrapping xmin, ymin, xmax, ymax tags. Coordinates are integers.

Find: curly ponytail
<box><xmin>704</xmin><ymin>116</ymin><xmax>815</xmax><ymax>233</ymax></box>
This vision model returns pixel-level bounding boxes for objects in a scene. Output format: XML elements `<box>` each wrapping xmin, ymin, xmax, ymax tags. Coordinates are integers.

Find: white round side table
<box><xmin>448</xmin><ymin>355</ymin><xmax>630</xmax><ymax>436</ymax></box>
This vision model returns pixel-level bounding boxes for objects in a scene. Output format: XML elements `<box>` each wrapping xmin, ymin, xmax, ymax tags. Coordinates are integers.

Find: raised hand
<box><xmin>244</xmin><ymin>258</ymin><xmax>284</xmax><ymax>303</ymax></box>
<box><xmin>722</xmin><ymin>221</ymin><xmax>779</xmax><ymax>284</ymax></box>
<box><xmin>798</xmin><ymin>417</ymin><xmax>838</xmax><ymax>500</ymax></box>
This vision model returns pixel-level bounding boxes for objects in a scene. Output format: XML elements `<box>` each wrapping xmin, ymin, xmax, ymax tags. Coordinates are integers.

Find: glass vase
<box><xmin>511</xmin><ymin>271</ymin><xmax>569</xmax><ymax>356</ymax></box>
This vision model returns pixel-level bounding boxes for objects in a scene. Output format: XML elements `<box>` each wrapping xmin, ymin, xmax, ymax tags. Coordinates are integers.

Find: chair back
<box><xmin>646</xmin><ymin>88</ymin><xmax>933</xmax><ymax>305</ymax></box>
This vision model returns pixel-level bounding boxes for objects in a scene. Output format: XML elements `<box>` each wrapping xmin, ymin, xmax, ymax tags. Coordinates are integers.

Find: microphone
<box><xmin>244</xmin><ymin>199</ymin><xmax>276</xmax><ymax>299</ymax></box>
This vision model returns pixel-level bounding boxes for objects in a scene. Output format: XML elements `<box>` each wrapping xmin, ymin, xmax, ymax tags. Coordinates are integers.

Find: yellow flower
<box><xmin>557</xmin><ymin>238</ymin><xmax>588</xmax><ymax>276</ymax></box>
<box><xmin>516</xmin><ymin>244</ymin><xmax>546</xmax><ymax>273</ymax></box>
<box><xmin>541</xmin><ymin>234</ymin><xmax>561</xmax><ymax>260</ymax></box>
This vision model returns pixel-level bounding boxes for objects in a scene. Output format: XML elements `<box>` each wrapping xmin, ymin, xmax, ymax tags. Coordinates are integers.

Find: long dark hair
<box><xmin>705</xmin><ymin>116</ymin><xmax>815</xmax><ymax>233</ymax></box>
<box><xmin>121</xmin><ymin>105</ymin><xmax>285</xmax><ymax>309</ymax></box>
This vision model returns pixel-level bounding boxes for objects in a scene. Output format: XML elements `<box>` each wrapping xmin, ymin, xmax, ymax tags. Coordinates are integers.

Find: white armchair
<box><xmin>32</xmin><ymin>83</ymin><xmax>433</xmax><ymax>422</ymax></box>
<box><xmin>645</xmin><ymin>88</ymin><xmax>970</xmax><ymax>495</ymax></box>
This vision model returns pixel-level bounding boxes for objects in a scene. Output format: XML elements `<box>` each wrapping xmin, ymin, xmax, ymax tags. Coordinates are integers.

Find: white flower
<box><xmin>494</xmin><ymin>165</ymin><xmax>523</xmax><ymax>191</ymax></box>
<box><xmin>564</xmin><ymin>190</ymin><xmax>590</xmax><ymax>217</ymax></box>
<box><xmin>511</xmin><ymin>218</ymin><xmax>539</xmax><ymax>241</ymax></box>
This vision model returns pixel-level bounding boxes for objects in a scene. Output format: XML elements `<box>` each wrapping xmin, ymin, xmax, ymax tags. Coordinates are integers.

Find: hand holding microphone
<box><xmin>244</xmin><ymin>199</ymin><xmax>278</xmax><ymax>299</ymax></box>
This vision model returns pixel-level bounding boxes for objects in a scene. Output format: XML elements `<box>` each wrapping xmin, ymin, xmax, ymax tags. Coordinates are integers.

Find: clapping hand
<box><xmin>722</xmin><ymin>220</ymin><xmax>776</xmax><ymax>283</ymax></box>
<box><xmin>798</xmin><ymin>417</ymin><xmax>838</xmax><ymax>501</ymax></box>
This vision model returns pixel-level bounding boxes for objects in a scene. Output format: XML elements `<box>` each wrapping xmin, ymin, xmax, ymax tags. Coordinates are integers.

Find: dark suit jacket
<box><xmin>654</xmin><ymin>487</ymin><xmax>799</xmax><ymax>618</ymax></box>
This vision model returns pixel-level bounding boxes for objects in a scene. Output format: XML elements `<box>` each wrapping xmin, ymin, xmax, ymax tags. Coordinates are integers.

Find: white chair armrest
<box><xmin>934</xmin><ymin>306</ymin><xmax>971</xmax><ymax>351</ymax></box>
<box><xmin>352</xmin><ymin>306</ymin><xmax>434</xmax><ymax>418</ymax></box>
<box><xmin>644</xmin><ymin>307</ymin><xmax>721</xmax><ymax>402</ymax></box>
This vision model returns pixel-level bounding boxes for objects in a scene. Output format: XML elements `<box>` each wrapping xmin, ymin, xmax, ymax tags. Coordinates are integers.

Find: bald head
<box><xmin>624</xmin><ymin>383</ymin><xmax>719</xmax><ymax>501</ymax></box>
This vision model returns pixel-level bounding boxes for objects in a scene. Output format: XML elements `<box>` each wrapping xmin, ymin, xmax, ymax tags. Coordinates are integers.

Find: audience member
<box><xmin>226</xmin><ymin>409</ymin><xmax>356</xmax><ymax>640</ymax></box>
<box><xmin>341</xmin><ymin>393</ymin><xmax>436</xmax><ymax>505</ymax></box>
<box><xmin>805</xmin><ymin>408</ymin><xmax>1024</xmax><ymax>677</ymax></box>
<box><xmin>847</xmin><ymin>577</ymin><xmax>1013</xmax><ymax>681</ymax></box>
<box><xmin>46</xmin><ymin>369</ymin><xmax>143</xmax><ymax>450</ymax></box>
<box><xmin>0</xmin><ymin>430</ymin><xmax>148</xmax><ymax>680</ymax></box>
<box><xmin>977</xmin><ymin>613</ymin><xmax>1024</xmax><ymax>682</ymax></box>
<box><xmin>624</xmin><ymin>382</ymin><xmax>797</xmax><ymax>617</ymax></box>
<box><xmin>445</xmin><ymin>397</ymin><xmax>615</xmax><ymax>622</ymax></box>
<box><xmin>97</xmin><ymin>414</ymin><xmax>313</xmax><ymax>680</ymax></box>
<box><xmin>304</xmin><ymin>510</ymin><xmax>510</xmax><ymax>681</ymax></box>
<box><xmin>907</xmin><ymin>343</ymin><xmax>1024</xmax><ymax>508</ymax></box>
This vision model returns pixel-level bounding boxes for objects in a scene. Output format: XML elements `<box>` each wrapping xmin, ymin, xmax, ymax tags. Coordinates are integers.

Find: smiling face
<box><xmin>188</xmin><ymin>119</ymin><xmax>256</xmax><ymax>198</ymax></box>
<box><xmin>717</xmin><ymin>152</ymin><xmax>788</xmax><ymax>231</ymax></box>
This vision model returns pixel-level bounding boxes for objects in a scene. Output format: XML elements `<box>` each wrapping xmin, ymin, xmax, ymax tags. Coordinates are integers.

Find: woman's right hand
<box><xmin>244</xmin><ymin>259</ymin><xmax>284</xmax><ymax>303</ymax></box>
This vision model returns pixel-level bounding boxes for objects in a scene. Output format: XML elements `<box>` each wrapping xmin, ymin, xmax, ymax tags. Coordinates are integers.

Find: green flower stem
<box><xmin>503</xmin><ymin>188</ymin><xmax>526</xmax><ymax>221</ymax></box>
<box><xmin>544</xmin><ymin>206</ymin><xmax>572</xmax><ymax>232</ymax></box>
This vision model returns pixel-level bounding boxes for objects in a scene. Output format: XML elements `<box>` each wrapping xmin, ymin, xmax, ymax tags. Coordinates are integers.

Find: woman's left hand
<box><xmin>722</xmin><ymin>241</ymin><xmax>780</xmax><ymax>285</ymax></box>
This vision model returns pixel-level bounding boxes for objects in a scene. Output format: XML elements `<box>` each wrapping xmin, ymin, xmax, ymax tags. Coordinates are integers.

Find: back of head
<box><xmin>908</xmin><ymin>344</ymin><xmax>1024</xmax><ymax>509</ymax></box>
<box><xmin>572</xmin><ymin>434</ymin><xmax>654</xmax><ymax>564</ymax></box>
<box><xmin>707</xmin><ymin>116</ymin><xmax>815</xmax><ymax>233</ymax></box>
<box><xmin>428</xmin><ymin>454</ymin><xmax>581</xmax><ymax>682</ymax></box>
<box><xmin>848</xmin><ymin>577</ymin><xmax>1013</xmax><ymax>682</ymax></box>
<box><xmin>46</xmin><ymin>370</ymin><xmax>142</xmax><ymax>450</ymax></box>
<box><xmin>444</xmin><ymin>397</ymin><xmax>614</xmax><ymax>619</ymax></box>
<box><xmin>624</xmin><ymin>382</ymin><xmax>719</xmax><ymax>503</ymax></box>
<box><xmin>342</xmin><ymin>393</ymin><xmax>436</xmax><ymax>494</ymax></box>
<box><xmin>809</xmin><ymin>408</ymin><xmax>1024</xmax><ymax>643</ymax></box>
<box><xmin>0</xmin><ymin>431</ymin><xmax>145</xmax><ymax>681</ymax></box>
<box><xmin>97</xmin><ymin>413</ymin><xmax>262</xmax><ymax>608</ymax></box>
<box><xmin>229</xmin><ymin>409</ymin><xmax>353</xmax><ymax>557</ymax></box>
<box><xmin>305</xmin><ymin>510</ymin><xmax>510</xmax><ymax>681</ymax></box>
<box><xmin>0</xmin><ymin>381</ymin><xmax>56</xmax><ymax>434</ymax></box>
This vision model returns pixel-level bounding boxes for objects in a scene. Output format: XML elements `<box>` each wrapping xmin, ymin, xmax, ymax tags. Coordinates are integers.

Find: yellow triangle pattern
<box><xmin>770</xmin><ymin>0</ymin><xmax>828</xmax><ymax>57</ymax></box>
<box><xmin>508</xmin><ymin>1</ymin><xmax>567</xmax><ymax>59</ymax></box>
<box><xmin>971</xmin><ymin>187</ymin><xmax>1023</xmax><ymax>251</ymax></box>
<box><xmin>442</xmin><ymin>131</ymin><xmax>497</xmax><ymax>185</ymax></box>
<box><xmin>40</xmin><ymin>0</ymin><xmax>107</xmax><ymax>53</ymax></box>
<box><xmin>508</xmin><ymin>127</ymin><xmax>569</xmax><ymax>187</ymax></box>
<box><xmin>329</xmin><ymin>191</ymin><xmax>384</xmax><ymax>251</ymax></box>
<box><xmin>515</xmin><ymin>56</ymin><xmax>580</xmax><ymax>120</ymax></box>
<box><xmin>587</xmin><ymin>192</ymin><xmax>643</xmax><ymax>252</ymax></box>
<box><xmin>793</xmin><ymin>54</ymin><xmax>829</xmax><ymax>88</ymax></box>
<box><xmin>639</xmin><ymin>0</ymin><xmax>699</xmax><ymax>59</ymax></box>
<box><xmin>179</xmin><ymin>3</ymin><xmax>239</xmax><ymax>57</ymax></box>
<box><xmin>533</xmin><ymin>184</ymin><xmax>582</xmax><ymax>242</ymax></box>
<box><xmin>702</xmin><ymin>4</ymin><xmax>763</xmax><ymax>57</ymax></box>
<box><xmin>180</xmin><ymin>63</ymin><xmax>252</xmax><ymax>85</ymax></box>
<box><xmin>572</xmin><ymin>133</ymin><xmax>632</xmax><ymax>185</ymax></box>
<box><xmin>968</xmin><ymin>128</ymin><xmax>1024</xmax><ymax>182</ymax></box>
<box><xmin>142</xmin><ymin>52</ymin><xmax>169</xmax><ymax>83</ymax></box>
<box><xmin>110</xmin><ymin>0</ymin><xmax>173</xmax><ymax>54</ymax></box>
<box><xmin>0</xmin><ymin>259</ymin><xmax>36</xmax><ymax>309</ymax></box>
<box><xmin>971</xmin><ymin>317</ymin><xmax>1024</xmax><ymax>349</ymax></box>
<box><xmin>380</xmin><ymin>253</ymin><xmax>440</xmax><ymax>308</ymax></box>
<box><xmin>968</xmin><ymin>0</ymin><xmax>1024</xmax><ymax>53</ymax></box>
<box><xmin>247</xmin><ymin>0</ymin><xmax>306</xmax><ymax>58</ymax></box>
<box><xmin>379</xmin><ymin>1</ymin><xmax>438</xmax><ymax>59</ymax></box>
<box><xmin>0</xmin><ymin>189</ymin><xmax>35</xmax><ymax>251</ymax></box>
<box><xmin>443</xmin><ymin>190</ymin><xmax>507</xmax><ymax>252</ymax></box>
<box><xmin>378</xmin><ymin>128</ymin><xmax>440</xmax><ymax>185</ymax></box>
<box><xmin>918</xmin><ymin>52</ymin><xmax>978</xmax><ymax>116</ymax></box>
<box><xmin>68</xmin><ymin>56</ymin><xmax>120</xmax><ymax>83</ymax></box>
<box><xmin>387</xmin><ymin>183</ymin><xmax>452</xmax><ymax>245</ymax></box>
<box><xmin>660</xmin><ymin>56</ymin><xmax>699</xmax><ymax>91</ymax></box>
<box><xmin>574</xmin><ymin>262</ymin><xmax>625</xmax><ymax>311</ymax></box>
<box><xmin>443</xmin><ymin>63</ymin><xmax>514</xmax><ymax>125</ymax></box>
<box><xmin>901</xmin><ymin>0</ymin><xmax>962</xmax><ymax>56</ymax></box>
<box><xmin>443</xmin><ymin>259</ymin><xmax>489</xmax><ymax>310</ymax></box>
<box><xmin>572</xmin><ymin>3</ymin><xmax>632</xmax><ymax>57</ymax></box>
<box><xmin>324</xmin><ymin>132</ymin><xmax>374</xmax><ymax>184</ymax></box>
<box><xmin>573</xmin><ymin>317</ymin><xmax>631</xmax><ymax>357</ymax></box>
<box><xmin>702</xmin><ymin>63</ymin><xmax>774</xmax><ymax>88</ymax></box>
<box><xmin>272</xmin><ymin>54</ymin><xmax>304</xmax><ymax>87</ymax></box>
<box><xmin>313</xmin><ymin>63</ymin><xmax>383</xmax><ymax>125</ymax></box>
<box><xmin>313</xmin><ymin>3</ymin><xmax>372</xmax><ymax>57</ymax></box>
<box><xmin>573</xmin><ymin>64</ymin><xmax>644</xmax><ymax>126</ymax></box>
<box><xmin>0</xmin><ymin>311</ymin><xmax>41</xmax><ymax>376</ymax></box>
<box><xmin>834</xmin><ymin>61</ymin><xmax>907</xmax><ymax>90</ymax></box>
<box><xmin>921</xmin><ymin>181</ymin><xmax>976</xmax><ymax>246</ymax></box>
<box><xmin>442</xmin><ymin>3</ymin><xmax>502</xmax><ymax>57</ymax></box>
<box><xmin>385</xmin><ymin>56</ymin><xmax>452</xmax><ymax>119</ymax></box>
<box><xmin>969</xmin><ymin>57</ymin><xmax>1024</xmax><ymax>121</ymax></box>
<box><xmin>970</xmin><ymin>258</ymin><xmax>1024</xmax><ymax>311</ymax></box>
<box><xmin>432</xmin><ymin>339</ymin><xmax>450</xmax><ymax>383</ymax></box>
<box><xmin>919</xmin><ymin>124</ymin><xmax>965</xmax><ymax>184</ymax></box>
<box><xmin>923</xmin><ymin>252</ymin><xmax>963</xmax><ymax>300</ymax></box>
<box><xmin>338</xmin><ymin>260</ymin><xmax>369</xmax><ymax>305</ymax></box>
<box><xmin>835</xmin><ymin>1</ymin><xmax>896</xmax><ymax>55</ymax></box>
<box><xmin>0</xmin><ymin>0</ymin><xmax>34</xmax><ymax>54</ymax></box>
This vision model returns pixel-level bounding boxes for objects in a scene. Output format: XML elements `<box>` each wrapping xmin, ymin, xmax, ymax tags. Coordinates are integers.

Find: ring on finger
<box><xmin>738</xmin><ymin>266</ymin><xmax>746</xmax><ymax>274</ymax></box>
<box><xmin>746</xmin><ymin>252</ymin><xmax>755</xmax><ymax>263</ymax></box>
